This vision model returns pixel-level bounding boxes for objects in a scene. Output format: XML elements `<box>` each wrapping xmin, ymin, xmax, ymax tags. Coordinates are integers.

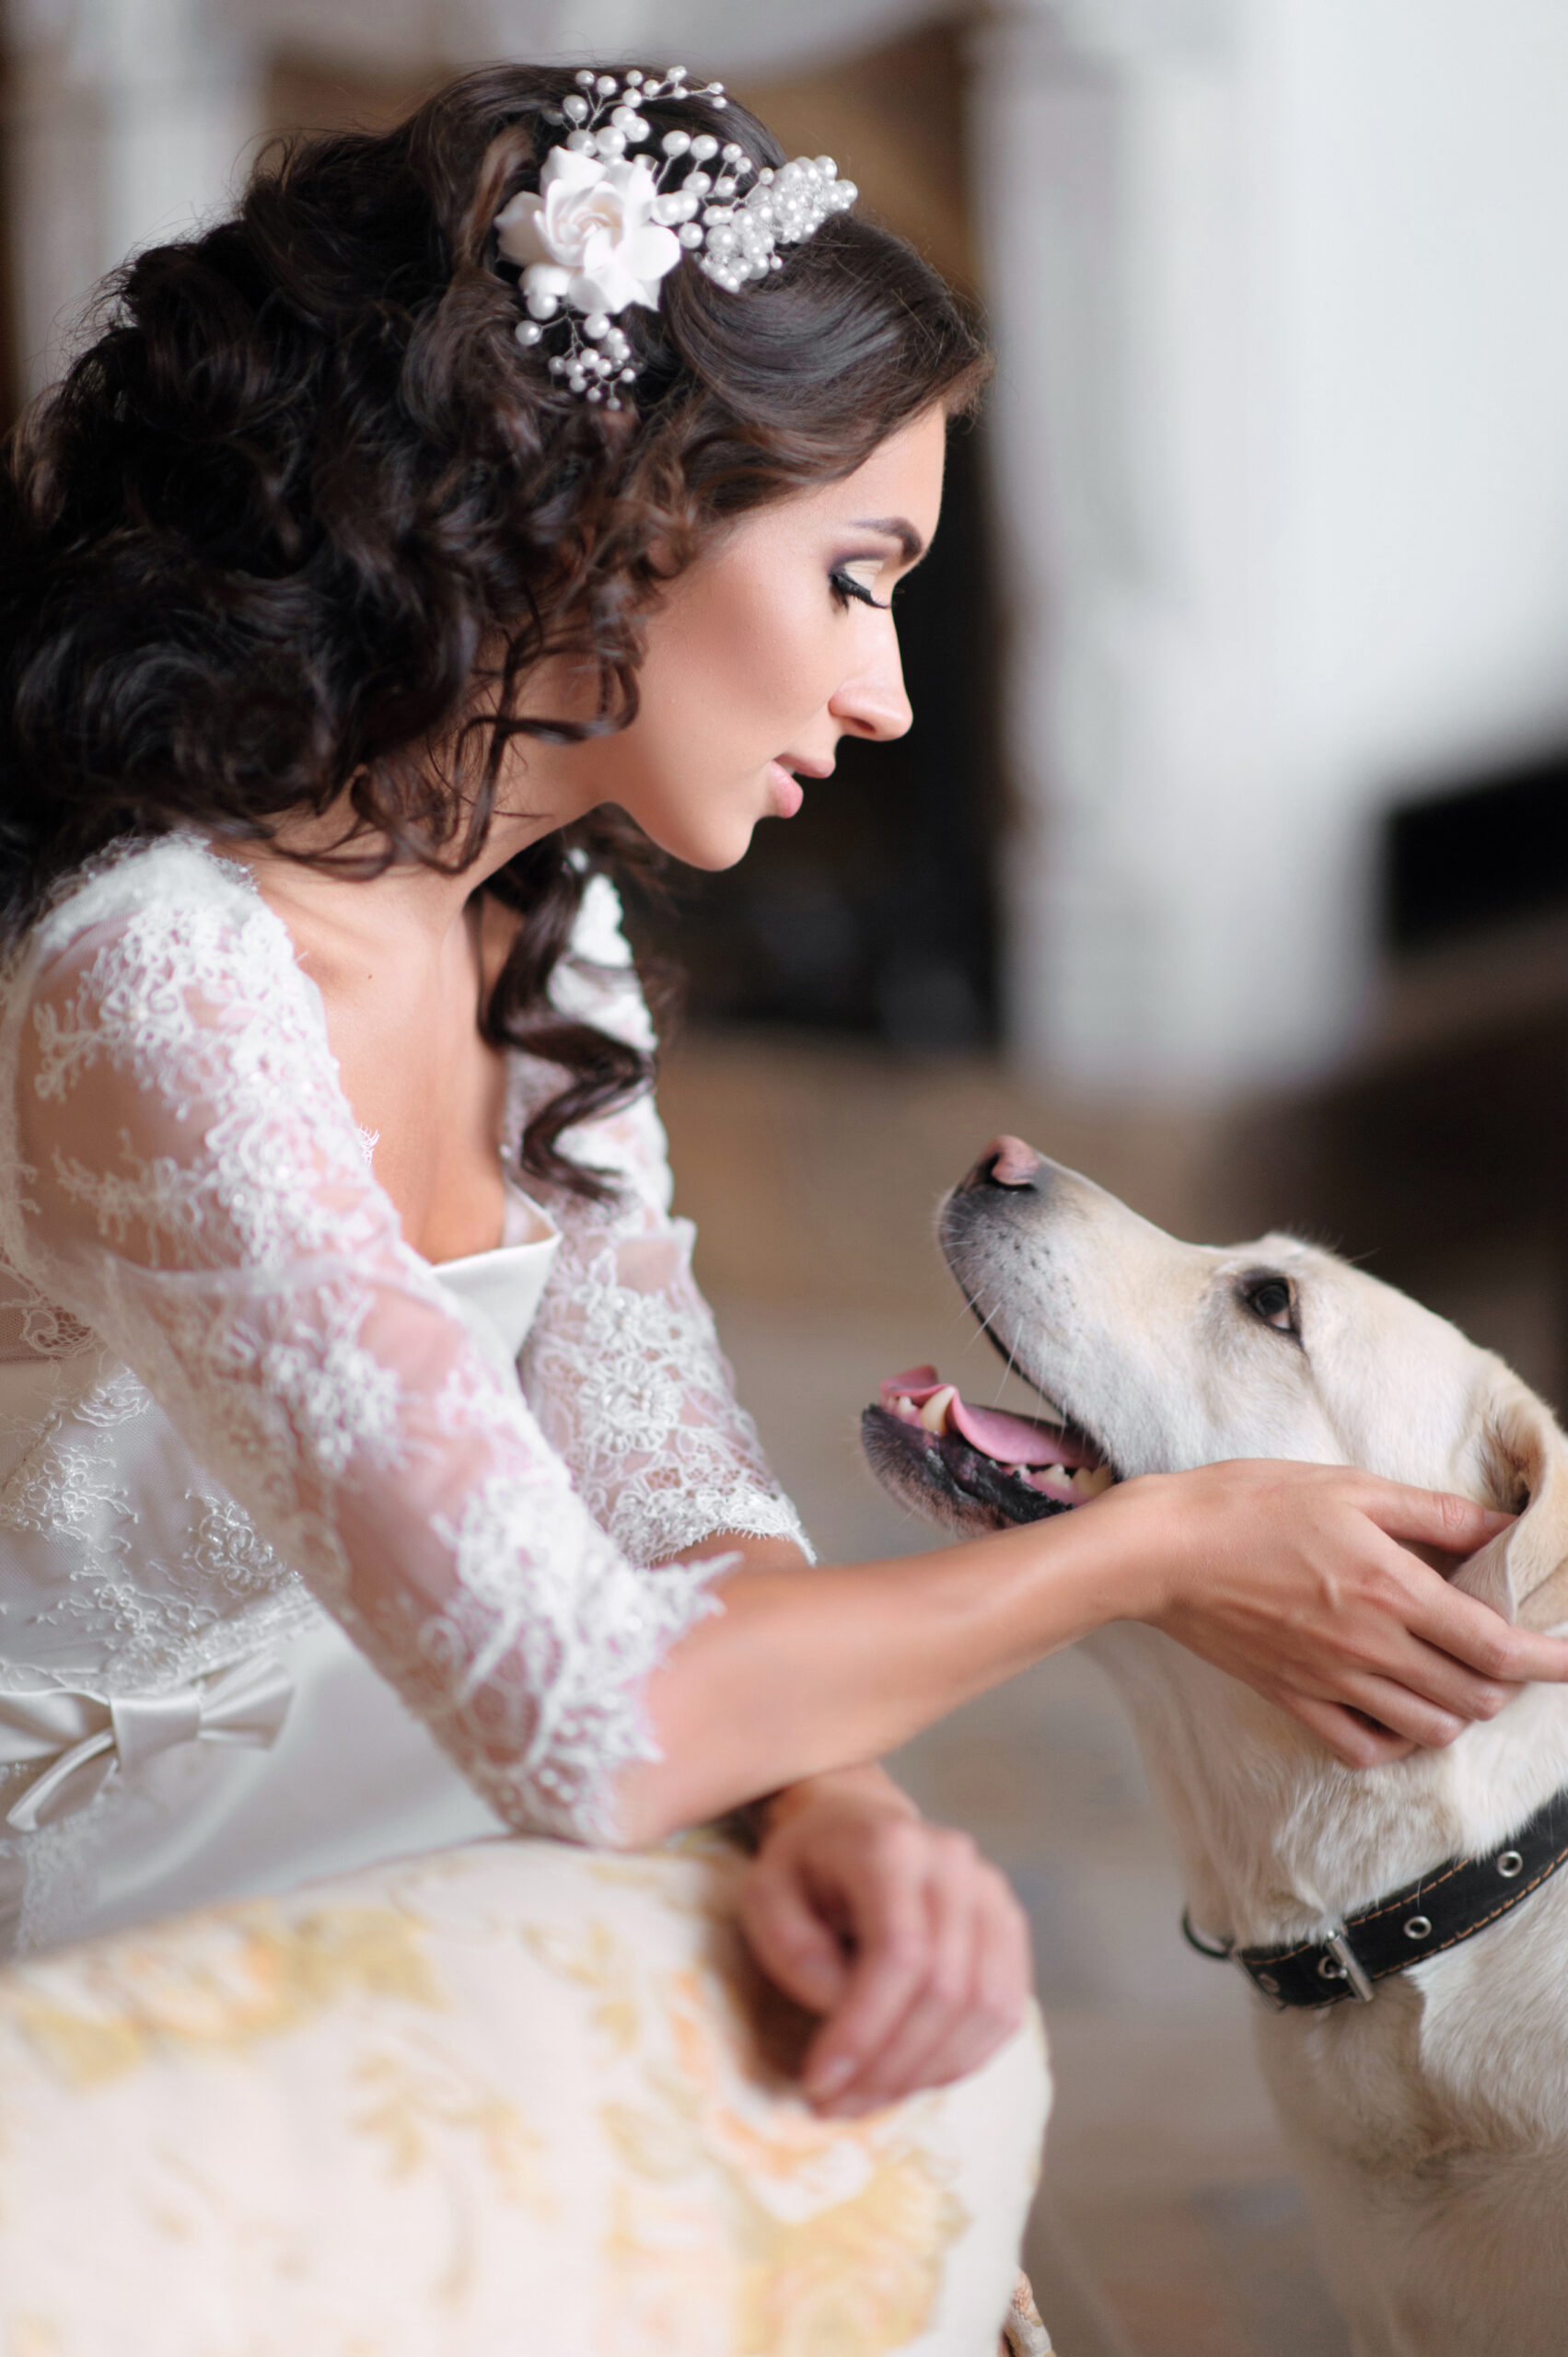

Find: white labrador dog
<box><xmin>862</xmin><ymin>1141</ymin><xmax>1568</xmax><ymax>2357</ymax></box>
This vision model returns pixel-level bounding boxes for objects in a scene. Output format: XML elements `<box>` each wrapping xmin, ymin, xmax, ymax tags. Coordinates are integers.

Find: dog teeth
<box><xmin>1020</xmin><ymin>1462</ymin><xmax>1117</xmax><ymax>1503</ymax></box>
<box><xmin>888</xmin><ymin>1388</ymin><xmax>1115</xmax><ymax>1499</ymax></box>
<box><xmin>917</xmin><ymin>1385</ymin><xmax>958</xmax><ymax>1434</ymax></box>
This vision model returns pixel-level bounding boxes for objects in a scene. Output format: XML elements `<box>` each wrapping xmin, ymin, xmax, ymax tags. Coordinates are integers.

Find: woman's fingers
<box><xmin>1266</xmin><ymin>1606</ymin><xmax>1511</xmax><ymax>1747</ymax></box>
<box><xmin>1362</xmin><ymin>1655</ymin><xmax>1514</xmax><ymax>1734</ymax></box>
<box><xmin>865</xmin><ymin>1861</ymin><xmax>1031</xmax><ymax>2105</ymax></box>
<box><xmin>1364</xmin><ymin>1482</ymin><xmax>1514</xmax><ymax>1559</ymax></box>
<box><xmin>1357</xmin><ymin>1480</ymin><xmax>1568</xmax><ymax>1681</ymax></box>
<box><xmin>819</xmin><ymin>1850</ymin><xmax>978</xmax><ymax>2114</ymax></box>
<box><xmin>1313</xmin><ymin>1531</ymin><xmax>1562</xmax><ymax>1721</ymax></box>
<box><xmin>796</xmin><ymin>1819</ymin><xmax>933</xmax><ymax>2105</ymax></box>
<box><xmin>1279</xmin><ymin>1691</ymin><xmax>1418</xmax><ymax>1768</ymax></box>
<box><xmin>818</xmin><ymin>1842</ymin><xmax>1030</xmax><ymax>2116</ymax></box>
<box><xmin>737</xmin><ymin>1852</ymin><xmax>853</xmax><ymax>2017</ymax></box>
<box><xmin>773</xmin><ymin>1815</ymin><xmax>1034</xmax><ymax>2113</ymax></box>
<box><xmin>1334</xmin><ymin>1673</ymin><xmax>1464</xmax><ymax>1751</ymax></box>
<box><xmin>1136</xmin><ymin>1460</ymin><xmax>1568</xmax><ymax>1765</ymax></box>
<box><xmin>1400</xmin><ymin>1573</ymin><xmax>1568</xmax><ymax>1687</ymax></box>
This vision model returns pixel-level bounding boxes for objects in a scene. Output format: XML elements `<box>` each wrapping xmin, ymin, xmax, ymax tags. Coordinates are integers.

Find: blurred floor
<box><xmin>658</xmin><ymin>1026</ymin><xmax>1562</xmax><ymax>2357</ymax></box>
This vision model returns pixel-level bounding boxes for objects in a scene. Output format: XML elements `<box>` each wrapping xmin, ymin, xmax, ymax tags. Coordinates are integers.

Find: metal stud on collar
<box><xmin>1318</xmin><ymin>1927</ymin><xmax>1375</xmax><ymax>2003</ymax></box>
<box><xmin>1184</xmin><ymin>1782</ymin><xmax>1568</xmax><ymax>2008</ymax></box>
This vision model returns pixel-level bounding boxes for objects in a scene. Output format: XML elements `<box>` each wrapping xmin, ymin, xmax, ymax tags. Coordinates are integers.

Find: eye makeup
<box><xmin>829</xmin><ymin>561</ymin><xmax>892</xmax><ymax>611</ymax></box>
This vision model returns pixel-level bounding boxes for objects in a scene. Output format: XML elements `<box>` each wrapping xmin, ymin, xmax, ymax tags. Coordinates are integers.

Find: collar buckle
<box><xmin>1317</xmin><ymin>1927</ymin><xmax>1375</xmax><ymax>2003</ymax></box>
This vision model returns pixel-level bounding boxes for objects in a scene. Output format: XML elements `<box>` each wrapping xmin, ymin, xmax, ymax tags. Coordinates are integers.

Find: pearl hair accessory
<box><xmin>492</xmin><ymin>65</ymin><xmax>858</xmax><ymax>408</ymax></box>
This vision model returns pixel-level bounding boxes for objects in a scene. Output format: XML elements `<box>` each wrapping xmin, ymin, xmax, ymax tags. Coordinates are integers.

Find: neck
<box><xmin>1088</xmin><ymin>1624</ymin><xmax>1568</xmax><ymax>1949</ymax></box>
<box><xmin>219</xmin><ymin>638</ymin><xmax>640</xmax><ymax>949</ymax></box>
<box><xmin>222</xmin><ymin>738</ymin><xmax>603</xmax><ymax>956</ymax></box>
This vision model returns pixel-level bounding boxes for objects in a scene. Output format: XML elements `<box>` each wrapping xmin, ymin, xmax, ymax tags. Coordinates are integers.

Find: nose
<box><xmin>961</xmin><ymin>1135</ymin><xmax>1045</xmax><ymax>1192</ymax></box>
<box><xmin>828</xmin><ymin>629</ymin><xmax>913</xmax><ymax>745</ymax></box>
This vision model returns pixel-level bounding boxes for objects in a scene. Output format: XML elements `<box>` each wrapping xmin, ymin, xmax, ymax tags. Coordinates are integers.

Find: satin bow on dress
<box><xmin>0</xmin><ymin>1657</ymin><xmax>295</xmax><ymax>1832</ymax></box>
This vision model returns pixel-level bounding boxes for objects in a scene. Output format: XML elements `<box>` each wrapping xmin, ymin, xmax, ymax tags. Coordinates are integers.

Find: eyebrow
<box><xmin>846</xmin><ymin>515</ymin><xmax>926</xmax><ymax>564</ymax></box>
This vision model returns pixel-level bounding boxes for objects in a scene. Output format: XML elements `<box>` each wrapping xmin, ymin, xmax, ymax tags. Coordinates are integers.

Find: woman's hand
<box><xmin>736</xmin><ymin>1765</ymin><xmax>1031</xmax><ymax>2118</ymax></box>
<box><xmin>1106</xmin><ymin>1459</ymin><xmax>1568</xmax><ymax>1765</ymax></box>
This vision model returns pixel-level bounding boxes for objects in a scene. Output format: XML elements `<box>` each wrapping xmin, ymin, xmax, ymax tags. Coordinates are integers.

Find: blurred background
<box><xmin>7</xmin><ymin>1</ymin><xmax>1568</xmax><ymax>2348</ymax></box>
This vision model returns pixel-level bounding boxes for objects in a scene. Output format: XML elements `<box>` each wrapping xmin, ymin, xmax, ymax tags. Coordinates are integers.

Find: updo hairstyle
<box><xmin>0</xmin><ymin>64</ymin><xmax>988</xmax><ymax>1190</ymax></box>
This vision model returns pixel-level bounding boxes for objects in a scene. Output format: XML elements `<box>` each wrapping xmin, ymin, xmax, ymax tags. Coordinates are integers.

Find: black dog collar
<box><xmin>1182</xmin><ymin>1782</ymin><xmax>1568</xmax><ymax>2007</ymax></box>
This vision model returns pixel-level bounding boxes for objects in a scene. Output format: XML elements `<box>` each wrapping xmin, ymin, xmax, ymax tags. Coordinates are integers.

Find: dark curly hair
<box><xmin>0</xmin><ymin>64</ymin><xmax>989</xmax><ymax>1193</ymax></box>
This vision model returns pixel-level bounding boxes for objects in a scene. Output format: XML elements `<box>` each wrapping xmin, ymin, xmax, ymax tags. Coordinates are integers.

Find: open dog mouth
<box><xmin>861</xmin><ymin>1364</ymin><xmax>1118</xmax><ymax>1527</ymax></box>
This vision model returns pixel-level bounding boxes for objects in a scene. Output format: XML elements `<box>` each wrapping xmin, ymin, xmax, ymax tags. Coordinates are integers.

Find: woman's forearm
<box><xmin>620</xmin><ymin>1460</ymin><xmax>1568</xmax><ymax>1844</ymax></box>
<box><xmin>758</xmin><ymin>1759</ymin><xmax>922</xmax><ymax>1836</ymax></box>
<box><xmin>621</xmin><ymin>1512</ymin><xmax>1145</xmax><ymax>1844</ymax></box>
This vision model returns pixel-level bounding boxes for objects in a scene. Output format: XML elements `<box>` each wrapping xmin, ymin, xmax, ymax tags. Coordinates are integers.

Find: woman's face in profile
<box><xmin>563</xmin><ymin>403</ymin><xmax>947</xmax><ymax>869</ymax></box>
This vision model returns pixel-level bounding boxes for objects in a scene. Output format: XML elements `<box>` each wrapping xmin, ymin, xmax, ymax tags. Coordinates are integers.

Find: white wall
<box><xmin>12</xmin><ymin>0</ymin><xmax>1568</xmax><ymax>1096</ymax></box>
<box><xmin>976</xmin><ymin>0</ymin><xmax>1568</xmax><ymax>1092</ymax></box>
<box><xmin>3</xmin><ymin>0</ymin><xmax>950</xmax><ymax>393</ymax></box>
<box><xmin>5</xmin><ymin>0</ymin><xmax>258</xmax><ymax>394</ymax></box>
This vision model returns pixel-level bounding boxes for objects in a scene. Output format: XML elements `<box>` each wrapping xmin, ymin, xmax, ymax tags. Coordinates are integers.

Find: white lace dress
<box><xmin>0</xmin><ymin>835</ymin><xmax>807</xmax><ymax>1956</ymax></box>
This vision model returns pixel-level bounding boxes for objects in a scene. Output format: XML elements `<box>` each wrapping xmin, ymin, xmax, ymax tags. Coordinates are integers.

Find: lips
<box><xmin>875</xmin><ymin>1365</ymin><xmax>1115</xmax><ymax>1508</ymax></box>
<box><xmin>766</xmin><ymin>760</ymin><xmax>805</xmax><ymax>818</ymax></box>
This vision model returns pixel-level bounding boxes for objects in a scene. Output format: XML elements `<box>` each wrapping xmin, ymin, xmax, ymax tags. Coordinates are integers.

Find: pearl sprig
<box><xmin>691</xmin><ymin>155</ymin><xmax>858</xmax><ymax>296</ymax></box>
<box><xmin>503</xmin><ymin>66</ymin><xmax>859</xmax><ymax>406</ymax></box>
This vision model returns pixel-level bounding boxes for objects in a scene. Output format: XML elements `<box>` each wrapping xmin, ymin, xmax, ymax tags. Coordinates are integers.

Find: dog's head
<box><xmin>861</xmin><ymin>1137</ymin><xmax>1568</xmax><ymax>1633</ymax></box>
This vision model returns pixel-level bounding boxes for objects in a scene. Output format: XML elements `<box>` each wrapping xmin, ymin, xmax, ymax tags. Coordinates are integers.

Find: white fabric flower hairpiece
<box><xmin>492</xmin><ymin>65</ymin><xmax>858</xmax><ymax>408</ymax></box>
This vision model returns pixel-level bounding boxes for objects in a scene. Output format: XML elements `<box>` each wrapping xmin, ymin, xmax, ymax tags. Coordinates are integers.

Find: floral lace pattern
<box><xmin>519</xmin><ymin>877</ymin><xmax>811</xmax><ymax>1573</ymax></box>
<box><xmin>0</xmin><ymin>841</ymin><xmax>806</xmax><ymax>1846</ymax></box>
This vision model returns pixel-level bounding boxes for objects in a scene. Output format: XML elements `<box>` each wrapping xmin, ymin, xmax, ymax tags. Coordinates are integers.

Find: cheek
<box><xmin>643</xmin><ymin>563</ymin><xmax>836</xmax><ymax>759</ymax></box>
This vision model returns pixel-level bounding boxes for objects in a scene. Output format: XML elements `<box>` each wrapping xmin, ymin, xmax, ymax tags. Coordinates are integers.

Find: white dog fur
<box><xmin>869</xmin><ymin>1150</ymin><xmax>1568</xmax><ymax>2357</ymax></box>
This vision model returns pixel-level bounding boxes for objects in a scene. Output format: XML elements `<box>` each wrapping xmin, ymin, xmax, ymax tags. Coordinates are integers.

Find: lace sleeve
<box><xmin>519</xmin><ymin>877</ymin><xmax>813</xmax><ymax>1569</ymax></box>
<box><xmin>4</xmin><ymin>852</ymin><xmax>726</xmax><ymax>1844</ymax></box>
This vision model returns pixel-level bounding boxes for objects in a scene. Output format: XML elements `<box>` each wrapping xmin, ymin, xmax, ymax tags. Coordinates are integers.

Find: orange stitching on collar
<box><xmin>1247</xmin><ymin>1834</ymin><xmax>1568</xmax><ymax>1975</ymax></box>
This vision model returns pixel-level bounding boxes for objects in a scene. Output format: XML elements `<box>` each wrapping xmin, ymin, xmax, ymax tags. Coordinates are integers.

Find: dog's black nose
<box><xmin>961</xmin><ymin>1135</ymin><xmax>1045</xmax><ymax>1193</ymax></box>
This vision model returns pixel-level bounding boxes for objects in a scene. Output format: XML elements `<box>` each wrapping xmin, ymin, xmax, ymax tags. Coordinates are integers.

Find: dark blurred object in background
<box><xmin>624</xmin><ymin>424</ymin><xmax>1001</xmax><ymax>1050</ymax></box>
<box><xmin>1386</xmin><ymin>752</ymin><xmax>1568</xmax><ymax>953</ymax></box>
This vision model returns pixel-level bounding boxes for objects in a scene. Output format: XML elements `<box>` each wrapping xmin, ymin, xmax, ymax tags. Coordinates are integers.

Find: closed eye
<box><xmin>1237</xmin><ymin>1271</ymin><xmax>1298</xmax><ymax>1336</ymax></box>
<box><xmin>830</xmin><ymin>564</ymin><xmax>891</xmax><ymax>612</ymax></box>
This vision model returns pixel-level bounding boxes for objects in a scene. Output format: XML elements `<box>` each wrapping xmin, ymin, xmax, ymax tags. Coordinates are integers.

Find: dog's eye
<box><xmin>1239</xmin><ymin>1274</ymin><xmax>1296</xmax><ymax>1332</ymax></box>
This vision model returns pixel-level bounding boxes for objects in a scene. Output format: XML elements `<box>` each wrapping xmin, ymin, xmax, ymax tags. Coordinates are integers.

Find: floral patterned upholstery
<box><xmin>0</xmin><ymin>1831</ymin><xmax>1050</xmax><ymax>2354</ymax></box>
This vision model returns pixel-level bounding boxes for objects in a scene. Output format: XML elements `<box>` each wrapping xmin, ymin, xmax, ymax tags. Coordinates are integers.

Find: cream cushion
<box><xmin>0</xmin><ymin>1832</ymin><xmax>1049</xmax><ymax>2355</ymax></box>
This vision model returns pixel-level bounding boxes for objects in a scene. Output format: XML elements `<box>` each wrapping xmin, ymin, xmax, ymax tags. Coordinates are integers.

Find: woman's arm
<box><xmin>10</xmin><ymin>864</ymin><xmax>728</xmax><ymax>1847</ymax></box>
<box><xmin>650</xmin><ymin>1472</ymin><xmax>1563</xmax><ymax>2106</ymax></box>
<box><xmin>652</xmin><ymin>1529</ymin><xmax>1032</xmax><ymax>2115</ymax></box>
<box><xmin>524</xmin><ymin>884</ymin><xmax>1568</xmax><ymax>1840</ymax></box>
<box><xmin>621</xmin><ymin>1465</ymin><xmax>1564</xmax><ymax>1844</ymax></box>
<box><xmin>19</xmin><ymin>861</ymin><xmax>1565</xmax><ymax>1867</ymax></box>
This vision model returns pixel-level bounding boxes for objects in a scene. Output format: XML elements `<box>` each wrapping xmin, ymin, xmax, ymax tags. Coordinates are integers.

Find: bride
<box><xmin>0</xmin><ymin>60</ymin><xmax>1560</xmax><ymax>2144</ymax></box>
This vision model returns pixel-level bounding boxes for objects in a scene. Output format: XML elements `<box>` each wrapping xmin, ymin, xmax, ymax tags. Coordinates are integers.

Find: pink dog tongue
<box><xmin>878</xmin><ymin>1365</ymin><xmax>1104</xmax><ymax>1469</ymax></box>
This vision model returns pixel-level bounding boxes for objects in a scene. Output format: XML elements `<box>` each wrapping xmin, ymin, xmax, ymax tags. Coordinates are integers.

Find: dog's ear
<box><xmin>1451</xmin><ymin>1378</ymin><xmax>1568</xmax><ymax>1631</ymax></box>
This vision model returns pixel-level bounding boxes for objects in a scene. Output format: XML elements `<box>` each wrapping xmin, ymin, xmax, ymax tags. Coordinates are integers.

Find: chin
<box><xmin>642</xmin><ymin>812</ymin><xmax>762</xmax><ymax>873</ymax></box>
<box><xmin>682</xmin><ymin>835</ymin><xmax>756</xmax><ymax>874</ymax></box>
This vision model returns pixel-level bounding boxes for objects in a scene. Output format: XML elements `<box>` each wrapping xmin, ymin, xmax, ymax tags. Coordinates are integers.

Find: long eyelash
<box><xmin>830</xmin><ymin>569</ymin><xmax>891</xmax><ymax>612</ymax></box>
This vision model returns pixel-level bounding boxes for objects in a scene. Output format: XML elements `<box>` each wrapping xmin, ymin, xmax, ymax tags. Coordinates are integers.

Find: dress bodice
<box><xmin>430</xmin><ymin>1186</ymin><xmax>561</xmax><ymax>1384</ymax></box>
<box><xmin>0</xmin><ymin>835</ymin><xmax>807</xmax><ymax>1954</ymax></box>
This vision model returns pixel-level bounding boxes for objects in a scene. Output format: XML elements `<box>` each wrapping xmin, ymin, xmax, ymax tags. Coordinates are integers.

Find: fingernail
<box><xmin>820</xmin><ymin>2091</ymin><xmax>878</xmax><ymax>2120</ymax></box>
<box><xmin>806</xmin><ymin>2054</ymin><xmax>854</xmax><ymax>2097</ymax></box>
